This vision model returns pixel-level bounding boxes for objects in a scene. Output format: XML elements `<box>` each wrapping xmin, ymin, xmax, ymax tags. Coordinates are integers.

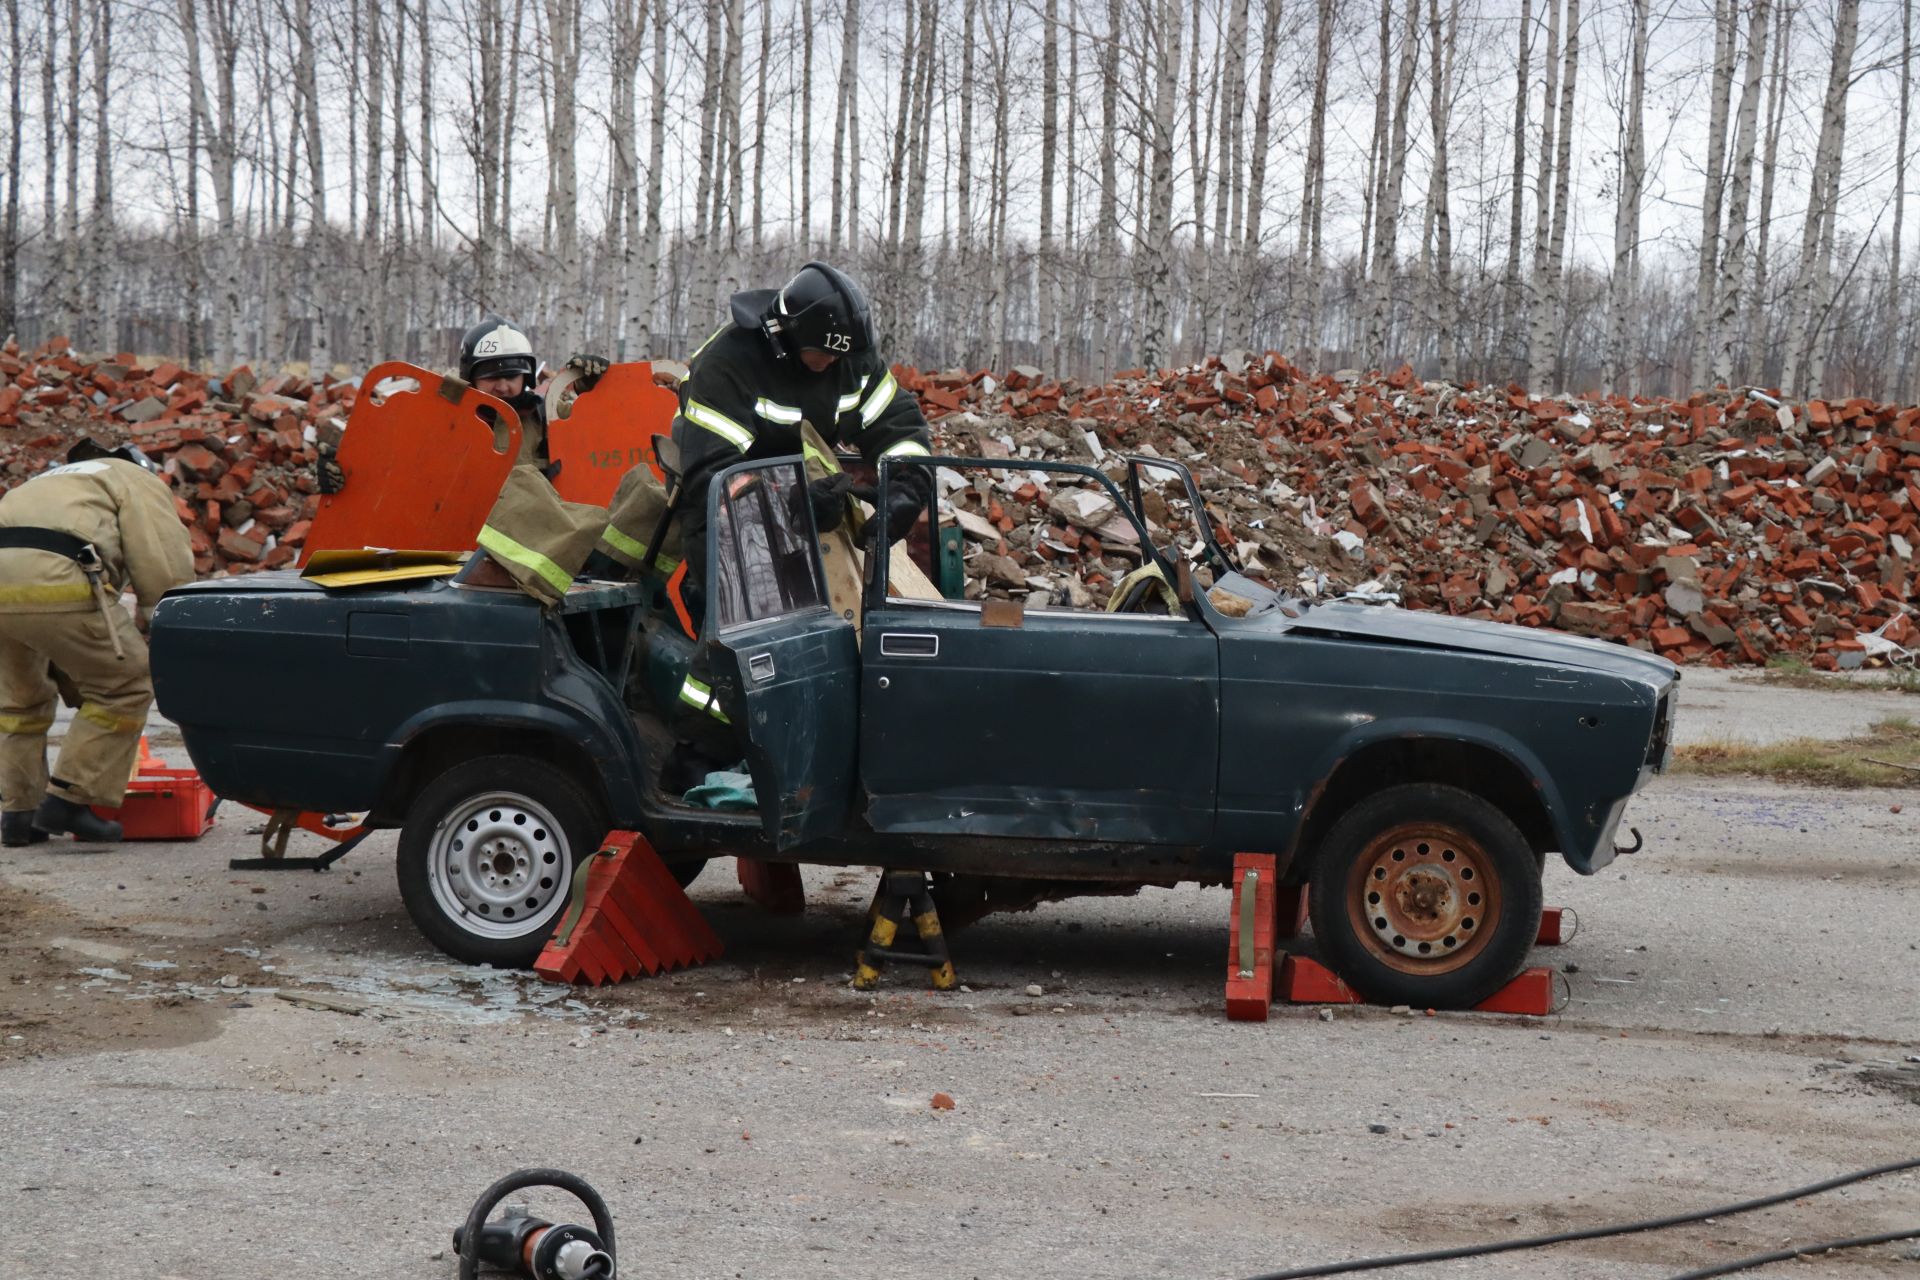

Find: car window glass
<box><xmin>936</xmin><ymin>464</ymin><xmax>1154</xmax><ymax>613</ymax></box>
<box><xmin>712</xmin><ymin>463</ymin><xmax>825</xmax><ymax>630</ymax></box>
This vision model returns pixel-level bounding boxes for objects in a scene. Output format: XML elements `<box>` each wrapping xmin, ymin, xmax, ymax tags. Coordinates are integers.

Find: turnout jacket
<box><xmin>0</xmin><ymin>458</ymin><xmax>195</xmax><ymax>613</ymax></box>
<box><xmin>671</xmin><ymin>291</ymin><xmax>933</xmax><ymax>589</ymax></box>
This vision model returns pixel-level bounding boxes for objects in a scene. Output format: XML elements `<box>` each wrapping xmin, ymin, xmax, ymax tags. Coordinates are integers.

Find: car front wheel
<box><xmin>396</xmin><ymin>754</ymin><xmax>607</xmax><ymax>968</ymax></box>
<box><xmin>1308</xmin><ymin>782</ymin><xmax>1544</xmax><ymax>1009</ymax></box>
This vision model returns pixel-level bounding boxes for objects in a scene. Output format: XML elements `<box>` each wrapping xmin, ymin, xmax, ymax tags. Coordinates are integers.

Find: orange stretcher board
<box><xmin>298</xmin><ymin>362</ymin><xmax>521</xmax><ymax>567</ymax></box>
<box><xmin>546</xmin><ymin>361</ymin><xmax>682</xmax><ymax>505</ymax></box>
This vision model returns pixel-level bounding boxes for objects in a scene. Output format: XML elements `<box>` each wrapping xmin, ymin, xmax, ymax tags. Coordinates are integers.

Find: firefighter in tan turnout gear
<box><xmin>0</xmin><ymin>440</ymin><xmax>194</xmax><ymax>845</ymax></box>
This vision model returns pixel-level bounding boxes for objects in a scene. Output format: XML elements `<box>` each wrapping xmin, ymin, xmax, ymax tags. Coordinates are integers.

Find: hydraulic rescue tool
<box><xmin>452</xmin><ymin>1169</ymin><xmax>617</xmax><ymax>1280</ymax></box>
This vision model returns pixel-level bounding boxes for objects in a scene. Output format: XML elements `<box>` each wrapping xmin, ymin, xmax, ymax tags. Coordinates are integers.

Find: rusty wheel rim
<box><xmin>1345</xmin><ymin>822</ymin><xmax>1502</xmax><ymax>976</ymax></box>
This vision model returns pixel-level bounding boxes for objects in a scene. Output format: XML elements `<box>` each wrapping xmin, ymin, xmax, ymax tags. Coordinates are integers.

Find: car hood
<box><xmin>1279</xmin><ymin>602</ymin><xmax>1678</xmax><ymax>686</ymax></box>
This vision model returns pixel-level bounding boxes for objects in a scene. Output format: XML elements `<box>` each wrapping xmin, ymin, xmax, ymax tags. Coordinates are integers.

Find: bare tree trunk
<box><xmin>1782</xmin><ymin>0</ymin><xmax>1859</xmax><ymax>395</ymax></box>
<box><xmin>1214</xmin><ymin>0</ymin><xmax>1249</xmax><ymax>349</ymax></box>
<box><xmin>799</xmin><ymin>0</ymin><xmax>813</xmax><ymax>244</ymax></box>
<box><xmin>612</xmin><ymin>0</ymin><xmax>641</xmax><ymax>355</ymax></box>
<box><xmin>1141</xmin><ymin>0</ymin><xmax>1182</xmax><ymax>371</ymax></box>
<box><xmin>1358</xmin><ymin>0</ymin><xmax>1392</xmax><ymax>306</ymax></box>
<box><xmin>1524</xmin><ymin>0</ymin><xmax>1570</xmax><ymax>391</ymax></box>
<box><xmin>416</xmin><ymin>0</ymin><xmax>434</xmax><ymax>250</ymax></box>
<box><xmin>1096</xmin><ymin>0</ymin><xmax>1119</xmax><ymax>372</ymax></box>
<box><xmin>885</xmin><ymin>1</ymin><xmax>917</xmax><ymax>250</ymax></box>
<box><xmin>296</xmin><ymin>0</ymin><xmax>327</xmax><ymax>370</ymax></box>
<box><xmin>1292</xmin><ymin>0</ymin><xmax>1333</xmax><ymax>366</ymax></box>
<box><xmin>957</xmin><ymin>0</ymin><xmax>976</xmax><ymax>343</ymax></box>
<box><xmin>1604</xmin><ymin>0</ymin><xmax>1648</xmax><ymax>393</ymax></box>
<box><xmin>720</xmin><ymin>0</ymin><xmax>745</xmax><ymax>298</ymax></box>
<box><xmin>1363</xmin><ymin>0</ymin><xmax>1419</xmax><ymax>369</ymax></box>
<box><xmin>1502</xmin><ymin>0</ymin><xmax>1531</xmax><ymax>374</ymax></box>
<box><xmin>637</xmin><ymin>0</ymin><xmax>667</xmax><ymax>355</ymax></box>
<box><xmin>1896</xmin><ymin>0</ymin><xmax>1914</xmax><ymax>399</ymax></box>
<box><xmin>1184</xmin><ymin>0</ymin><xmax>1212</xmax><ymax>360</ymax></box>
<box><xmin>38</xmin><ymin>0</ymin><xmax>54</xmax><ymax>329</ymax></box>
<box><xmin>501</xmin><ymin>0</ymin><xmax>525</xmax><ymax>273</ymax></box>
<box><xmin>830</xmin><ymin>0</ymin><xmax>859</xmax><ymax>255</ymax></box>
<box><xmin>474</xmin><ymin>0</ymin><xmax>502</xmax><ymax>297</ymax></box>
<box><xmin>360</xmin><ymin>0</ymin><xmax>384</xmax><ymax>367</ymax></box>
<box><xmin>59</xmin><ymin>0</ymin><xmax>77</xmax><ymax>340</ymax></box>
<box><xmin>1243</xmin><ymin>0</ymin><xmax>1281</xmax><ymax>347</ymax></box>
<box><xmin>1425</xmin><ymin>0</ymin><xmax>1458</xmax><ymax>380</ymax></box>
<box><xmin>1</xmin><ymin>0</ymin><xmax>23</xmax><ymax>336</ymax></box>
<box><xmin>1038</xmin><ymin>0</ymin><xmax>1059</xmax><ymax>372</ymax></box>
<box><xmin>85</xmin><ymin>0</ymin><xmax>108</xmax><ymax>347</ymax></box>
<box><xmin>1711</xmin><ymin>0</ymin><xmax>1770</xmax><ymax>388</ymax></box>
<box><xmin>751</xmin><ymin>0</ymin><xmax>770</xmax><ymax>252</ymax></box>
<box><xmin>1689</xmin><ymin>0</ymin><xmax>1736</xmax><ymax>388</ymax></box>
<box><xmin>691</xmin><ymin>0</ymin><xmax>721</xmax><ymax>304</ymax></box>
<box><xmin>1746</xmin><ymin>1</ymin><xmax>1791</xmax><ymax>385</ymax></box>
<box><xmin>544</xmin><ymin>0</ymin><xmax>581</xmax><ymax>351</ymax></box>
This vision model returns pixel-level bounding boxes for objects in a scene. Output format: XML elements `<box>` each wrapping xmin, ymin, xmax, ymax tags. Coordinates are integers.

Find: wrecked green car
<box><xmin>151</xmin><ymin>452</ymin><xmax>1676</xmax><ymax>1008</ymax></box>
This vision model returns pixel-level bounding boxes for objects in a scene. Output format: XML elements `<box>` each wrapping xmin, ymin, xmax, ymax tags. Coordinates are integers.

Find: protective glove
<box><xmin>316</xmin><ymin>442</ymin><xmax>346</xmax><ymax>495</ymax></box>
<box><xmin>849</xmin><ymin>482</ymin><xmax>924</xmax><ymax>544</ymax></box>
<box><xmin>807</xmin><ymin>473</ymin><xmax>854</xmax><ymax>533</ymax></box>
<box><xmin>565</xmin><ymin>353</ymin><xmax>610</xmax><ymax>392</ymax></box>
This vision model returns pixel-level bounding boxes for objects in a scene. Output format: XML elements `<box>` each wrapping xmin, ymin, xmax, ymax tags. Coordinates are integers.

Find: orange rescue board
<box><xmin>299</xmin><ymin>362</ymin><xmax>520</xmax><ymax>564</ymax></box>
<box><xmin>547</xmin><ymin>362</ymin><xmax>682</xmax><ymax>504</ymax></box>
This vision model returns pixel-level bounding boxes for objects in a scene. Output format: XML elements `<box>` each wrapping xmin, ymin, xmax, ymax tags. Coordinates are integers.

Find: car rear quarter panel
<box><xmin>1216</xmin><ymin>631</ymin><xmax>1659</xmax><ymax>872</ymax></box>
<box><xmin>151</xmin><ymin>585</ymin><xmax>648</xmax><ymax>822</ymax></box>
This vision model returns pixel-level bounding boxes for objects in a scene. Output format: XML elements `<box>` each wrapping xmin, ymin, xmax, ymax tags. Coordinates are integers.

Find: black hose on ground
<box><xmin>1241</xmin><ymin>1155</ymin><xmax>1920</xmax><ymax>1280</ymax></box>
<box><xmin>1663</xmin><ymin>1226</ymin><xmax>1920</xmax><ymax>1279</ymax></box>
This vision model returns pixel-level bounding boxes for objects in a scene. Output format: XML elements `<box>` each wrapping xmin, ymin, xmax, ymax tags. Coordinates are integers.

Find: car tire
<box><xmin>396</xmin><ymin>754</ymin><xmax>607</xmax><ymax>968</ymax></box>
<box><xmin>1308</xmin><ymin>782</ymin><xmax>1544</xmax><ymax>1009</ymax></box>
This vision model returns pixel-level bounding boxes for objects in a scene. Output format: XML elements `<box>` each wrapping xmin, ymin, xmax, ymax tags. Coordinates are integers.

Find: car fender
<box><xmin>1289</xmin><ymin>715</ymin><xmax>1579</xmax><ymax>862</ymax></box>
<box><xmin>377</xmin><ymin>698</ymin><xmax>650</xmax><ymax>825</ymax></box>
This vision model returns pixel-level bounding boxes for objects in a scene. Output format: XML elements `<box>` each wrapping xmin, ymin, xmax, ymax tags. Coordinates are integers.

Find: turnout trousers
<box><xmin>0</xmin><ymin>601</ymin><xmax>150</xmax><ymax>810</ymax></box>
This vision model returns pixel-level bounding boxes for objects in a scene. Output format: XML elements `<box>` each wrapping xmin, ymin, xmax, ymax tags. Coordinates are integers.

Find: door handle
<box><xmin>879</xmin><ymin>632</ymin><xmax>939</xmax><ymax>658</ymax></box>
<box><xmin>749</xmin><ymin>652</ymin><xmax>776</xmax><ymax>682</ymax></box>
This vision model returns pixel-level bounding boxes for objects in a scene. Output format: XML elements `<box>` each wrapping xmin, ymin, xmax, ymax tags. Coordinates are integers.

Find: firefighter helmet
<box><xmin>765</xmin><ymin>262</ymin><xmax>874</xmax><ymax>358</ymax></box>
<box><xmin>64</xmin><ymin>438</ymin><xmax>157</xmax><ymax>472</ymax></box>
<box><xmin>459</xmin><ymin>317</ymin><xmax>538</xmax><ymax>384</ymax></box>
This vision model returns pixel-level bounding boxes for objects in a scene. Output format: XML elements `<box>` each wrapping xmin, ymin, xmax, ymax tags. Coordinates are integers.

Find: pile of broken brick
<box><xmin>0</xmin><ymin>338</ymin><xmax>337</xmax><ymax>575</ymax></box>
<box><xmin>908</xmin><ymin>353</ymin><xmax>1920</xmax><ymax>670</ymax></box>
<box><xmin>4</xmin><ymin>336</ymin><xmax>1915</xmax><ymax>669</ymax></box>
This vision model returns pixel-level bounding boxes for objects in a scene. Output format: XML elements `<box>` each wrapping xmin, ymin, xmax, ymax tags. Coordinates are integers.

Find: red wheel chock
<box><xmin>736</xmin><ymin>857</ymin><xmax>806</xmax><ymax>914</ymax></box>
<box><xmin>1276</xmin><ymin>955</ymin><xmax>1565</xmax><ymax>1016</ymax></box>
<box><xmin>1225</xmin><ymin>853</ymin><xmax>1281</xmax><ymax>1021</ymax></box>
<box><xmin>535</xmin><ymin>831</ymin><xmax>724</xmax><ymax>985</ymax></box>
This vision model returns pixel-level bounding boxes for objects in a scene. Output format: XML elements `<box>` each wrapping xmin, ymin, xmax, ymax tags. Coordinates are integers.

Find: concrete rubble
<box><xmin>5</xmin><ymin>335</ymin><xmax>1918</xmax><ymax>667</ymax></box>
<box><xmin>906</xmin><ymin>352</ymin><xmax>1920</xmax><ymax>670</ymax></box>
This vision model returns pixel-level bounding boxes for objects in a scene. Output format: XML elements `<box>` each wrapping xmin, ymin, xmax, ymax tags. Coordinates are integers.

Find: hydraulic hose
<box><xmin>1242</xmin><ymin>1155</ymin><xmax>1920</xmax><ymax>1280</ymax></box>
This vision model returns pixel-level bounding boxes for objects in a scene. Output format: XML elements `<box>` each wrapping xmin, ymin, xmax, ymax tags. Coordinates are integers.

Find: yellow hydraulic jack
<box><xmin>852</xmin><ymin>869</ymin><xmax>957</xmax><ymax>990</ymax></box>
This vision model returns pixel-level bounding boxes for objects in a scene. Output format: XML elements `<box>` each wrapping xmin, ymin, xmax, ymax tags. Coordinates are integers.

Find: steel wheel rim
<box><xmin>1345</xmin><ymin>821</ymin><xmax>1502</xmax><ymax>976</ymax></box>
<box><xmin>427</xmin><ymin>790</ymin><xmax>570</xmax><ymax>941</ymax></box>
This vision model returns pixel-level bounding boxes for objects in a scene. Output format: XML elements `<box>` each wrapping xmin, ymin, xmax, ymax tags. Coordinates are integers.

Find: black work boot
<box><xmin>31</xmin><ymin>796</ymin><xmax>123</xmax><ymax>843</ymax></box>
<box><xmin>2</xmin><ymin>811</ymin><xmax>48</xmax><ymax>847</ymax></box>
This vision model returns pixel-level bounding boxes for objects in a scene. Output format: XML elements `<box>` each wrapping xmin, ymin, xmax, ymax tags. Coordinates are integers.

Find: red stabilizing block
<box><xmin>1279</xmin><ymin>953</ymin><xmax>1361</xmax><ymax>1004</ymax></box>
<box><xmin>535</xmin><ymin>830</ymin><xmax>725</xmax><ymax>985</ymax></box>
<box><xmin>1225</xmin><ymin>852</ymin><xmax>1278</xmax><ymax>1021</ymax></box>
<box><xmin>1279</xmin><ymin>954</ymin><xmax>1563</xmax><ymax>1016</ymax></box>
<box><xmin>1535</xmin><ymin>906</ymin><xmax>1578</xmax><ymax>946</ymax></box>
<box><xmin>737</xmin><ymin>857</ymin><xmax>806</xmax><ymax>915</ymax></box>
<box><xmin>92</xmin><ymin>766</ymin><xmax>217</xmax><ymax>840</ymax></box>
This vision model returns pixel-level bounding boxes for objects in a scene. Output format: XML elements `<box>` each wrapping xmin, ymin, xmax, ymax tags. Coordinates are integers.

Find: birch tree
<box><xmin>1689</xmin><ymin>0</ymin><xmax>1737</xmax><ymax>388</ymax></box>
<box><xmin>1710</xmin><ymin>0</ymin><xmax>1771</xmax><ymax>387</ymax></box>
<box><xmin>1782</xmin><ymin>0</ymin><xmax>1861</xmax><ymax>395</ymax></box>
<box><xmin>1603</xmin><ymin>0</ymin><xmax>1648</xmax><ymax>392</ymax></box>
<box><xmin>1140</xmin><ymin>0</ymin><xmax>1183</xmax><ymax>371</ymax></box>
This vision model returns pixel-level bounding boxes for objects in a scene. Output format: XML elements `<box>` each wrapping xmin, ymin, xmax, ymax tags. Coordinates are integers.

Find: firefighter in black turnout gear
<box><xmin>671</xmin><ymin>262</ymin><xmax>933</xmax><ymax>613</ymax></box>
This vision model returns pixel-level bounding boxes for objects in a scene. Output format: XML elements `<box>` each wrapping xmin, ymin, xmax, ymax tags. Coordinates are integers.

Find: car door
<box><xmin>701</xmin><ymin>458</ymin><xmax>860</xmax><ymax>849</ymax></box>
<box><xmin>859</xmin><ymin>460</ymin><xmax>1222</xmax><ymax>845</ymax></box>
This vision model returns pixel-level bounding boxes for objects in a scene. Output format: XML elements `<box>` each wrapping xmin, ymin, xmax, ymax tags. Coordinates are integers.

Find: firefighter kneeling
<box><xmin>0</xmin><ymin>440</ymin><xmax>194</xmax><ymax>845</ymax></box>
